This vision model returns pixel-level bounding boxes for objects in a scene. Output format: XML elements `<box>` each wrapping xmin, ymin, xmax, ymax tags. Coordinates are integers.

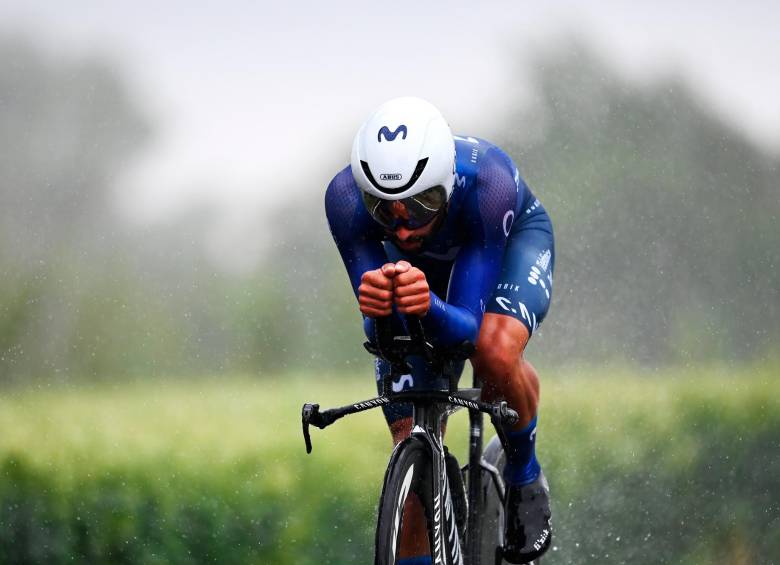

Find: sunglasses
<box><xmin>362</xmin><ymin>185</ymin><xmax>448</xmax><ymax>230</ymax></box>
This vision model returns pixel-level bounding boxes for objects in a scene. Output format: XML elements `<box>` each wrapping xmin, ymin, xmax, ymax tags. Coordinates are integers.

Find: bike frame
<box><xmin>301</xmin><ymin>318</ymin><xmax>517</xmax><ymax>564</ymax></box>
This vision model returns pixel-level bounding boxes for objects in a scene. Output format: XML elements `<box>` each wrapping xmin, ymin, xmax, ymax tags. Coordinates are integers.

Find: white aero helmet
<box><xmin>351</xmin><ymin>97</ymin><xmax>455</xmax><ymax>230</ymax></box>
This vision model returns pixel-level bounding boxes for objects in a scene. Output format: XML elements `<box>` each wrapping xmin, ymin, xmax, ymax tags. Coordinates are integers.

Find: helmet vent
<box><xmin>360</xmin><ymin>158</ymin><xmax>428</xmax><ymax>195</ymax></box>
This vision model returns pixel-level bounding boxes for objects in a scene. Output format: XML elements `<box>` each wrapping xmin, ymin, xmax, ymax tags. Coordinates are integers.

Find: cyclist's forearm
<box><xmin>422</xmin><ymin>291</ymin><xmax>479</xmax><ymax>346</ymax></box>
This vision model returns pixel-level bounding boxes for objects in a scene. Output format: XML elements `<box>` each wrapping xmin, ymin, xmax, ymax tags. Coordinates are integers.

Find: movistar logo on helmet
<box><xmin>377</xmin><ymin>125</ymin><xmax>407</xmax><ymax>142</ymax></box>
<box><xmin>380</xmin><ymin>173</ymin><xmax>402</xmax><ymax>181</ymax></box>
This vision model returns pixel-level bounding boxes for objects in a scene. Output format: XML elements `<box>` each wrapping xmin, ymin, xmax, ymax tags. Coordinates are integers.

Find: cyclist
<box><xmin>325</xmin><ymin>97</ymin><xmax>554</xmax><ymax>564</ymax></box>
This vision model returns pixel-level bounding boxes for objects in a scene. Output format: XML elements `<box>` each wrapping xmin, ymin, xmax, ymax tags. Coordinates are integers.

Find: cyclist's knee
<box><xmin>475</xmin><ymin>313</ymin><xmax>528</xmax><ymax>360</ymax></box>
<box><xmin>390</xmin><ymin>417</ymin><xmax>413</xmax><ymax>446</ymax></box>
<box><xmin>473</xmin><ymin>315</ymin><xmax>542</xmax><ymax>413</ymax></box>
<box><xmin>521</xmin><ymin>359</ymin><xmax>541</xmax><ymax>399</ymax></box>
<box><xmin>473</xmin><ymin>327</ymin><xmax>524</xmax><ymax>381</ymax></box>
<box><xmin>389</xmin><ymin>417</ymin><xmax>448</xmax><ymax>446</ymax></box>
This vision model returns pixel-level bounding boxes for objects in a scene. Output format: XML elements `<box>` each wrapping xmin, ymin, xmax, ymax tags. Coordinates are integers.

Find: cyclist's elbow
<box><xmin>363</xmin><ymin>316</ymin><xmax>375</xmax><ymax>341</ymax></box>
<box><xmin>427</xmin><ymin>310</ymin><xmax>479</xmax><ymax>347</ymax></box>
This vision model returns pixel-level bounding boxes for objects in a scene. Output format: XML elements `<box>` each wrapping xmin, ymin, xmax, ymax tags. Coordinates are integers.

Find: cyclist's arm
<box><xmin>325</xmin><ymin>167</ymin><xmax>387</xmax><ymax>291</ymax></box>
<box><xmin>422</xmin><ymin>149</ymin><xmax>521</xmax><ymax>345</ymax></box>
<box><xmin>325</xmin><ymin>167</ymin><xmax>406</xmax><ymax>338</ymax></box>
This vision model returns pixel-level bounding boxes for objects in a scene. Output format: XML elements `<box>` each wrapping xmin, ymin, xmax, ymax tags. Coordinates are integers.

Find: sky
<box><xmin>1</xmin><ymin>0</ymin><xmax>778</xmax><ymax>263</ymax></box>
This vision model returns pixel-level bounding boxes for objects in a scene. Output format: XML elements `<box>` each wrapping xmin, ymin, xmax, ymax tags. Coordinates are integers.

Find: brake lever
<box><xmin>301</xmin><ymin>403</ymin><xmax>319</xmax><ymax>454</ymax></box>
<box><xmin>491</xmin><ymin>401</ymin><xmax>519</xmax><ymax>426</ymax></box>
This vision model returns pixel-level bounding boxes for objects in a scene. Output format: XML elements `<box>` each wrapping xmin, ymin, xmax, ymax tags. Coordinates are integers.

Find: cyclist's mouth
<box><xmin>392</xmin><ymin>235</ymin><xmax>426</xmax><ymax>252</ymax></box>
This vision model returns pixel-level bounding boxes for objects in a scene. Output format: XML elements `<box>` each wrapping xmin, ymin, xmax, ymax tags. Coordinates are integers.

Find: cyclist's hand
<box><xmin>359</xmin><ymin>264</ymin><xmax>396</xmax><ymax>318</ymax></box>
<box><xmin>392</xmin><ymin>260</ymin><xmax>430</xmax><ymax>316</ymax></box>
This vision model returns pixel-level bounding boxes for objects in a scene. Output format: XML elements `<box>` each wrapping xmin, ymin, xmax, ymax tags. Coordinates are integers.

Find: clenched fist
<box><xmin>359</xmin><ymin>262</ymin><xmax>431</xmax><ymax>318</ymax></box>
<box><xmin>392</xmin><ymin>261</ymin><xmax>430</xmax><ymax>316</ymax></box>
<box><xmin>358</xmin><ymin>263</ymin><xmax>396</xmax><ymax>318</ymax></box>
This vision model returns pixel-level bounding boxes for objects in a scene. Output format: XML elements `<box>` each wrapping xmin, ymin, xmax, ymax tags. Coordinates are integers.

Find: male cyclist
<box><xmin>325</xmin><ymin>97</ymin><xmax>554</xmax><ymax>564</ymax></box>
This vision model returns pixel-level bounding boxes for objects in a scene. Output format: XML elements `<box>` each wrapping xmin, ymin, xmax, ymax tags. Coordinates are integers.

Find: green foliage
<box><xmin>540</xmin><ymin>364</ymin><xmax>780</xmax><ymax>563</ymax></box>
<box><xmin>1</xmin><ymin>367</ymin><xmax>778</xmax><ymax>563</ymax></box>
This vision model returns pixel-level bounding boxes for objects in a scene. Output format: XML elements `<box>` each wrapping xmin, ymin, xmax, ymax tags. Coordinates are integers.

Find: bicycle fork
<box><xmin>412</xmin><ymin>403</ymin><xmax>464</xmax><ymax>565</ymax></box>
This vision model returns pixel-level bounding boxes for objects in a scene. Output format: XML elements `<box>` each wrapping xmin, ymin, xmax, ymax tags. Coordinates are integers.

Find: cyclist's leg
<box><xmin>375</xmin><ymin>355</ymin><xmax>457</xmax><ymax>445</ymax></box>
<box><xmin>475</xmin><ymin>316</ymin><xmax>537</xmax><ymax>427</ymax></box>
<box><xmin>472</xmin><ymin>217</ymin><xmax>554</xmax><ymax>562</ymax></box>
<box><xmin>375</xmin><ymin>359</ymin><xmax>415</xmax><ymax>447</ymax></box>
<box><xmin>473</xmin><ymin>216</ymin><xmax>554</xmax><ymax>481</ymax></box>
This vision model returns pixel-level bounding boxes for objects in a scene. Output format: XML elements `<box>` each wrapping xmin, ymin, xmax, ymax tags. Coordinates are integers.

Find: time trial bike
<box><xmin>301</xmin><ymin>317</ymin><xmax>540</xmax><ymax>564</ymax></box>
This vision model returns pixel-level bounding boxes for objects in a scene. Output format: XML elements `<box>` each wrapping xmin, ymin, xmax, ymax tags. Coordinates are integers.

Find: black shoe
<box><xmin>502</xmin><ymin>471</ymin><xmax>552</xmax><ymax>563</ymax></box>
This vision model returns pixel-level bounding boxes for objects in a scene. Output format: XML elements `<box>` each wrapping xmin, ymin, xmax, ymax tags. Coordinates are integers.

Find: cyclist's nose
<box><xmin>395</xmin><ymin>226</ymin><xmax>414</xmax><ymax>241</ymax></box>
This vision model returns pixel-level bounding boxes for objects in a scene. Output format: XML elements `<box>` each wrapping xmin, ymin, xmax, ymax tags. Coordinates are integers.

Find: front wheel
<box><xmin>375</xmin><ymin>436</ymin><xmax>462</xmax><ymax>565</ymax></box>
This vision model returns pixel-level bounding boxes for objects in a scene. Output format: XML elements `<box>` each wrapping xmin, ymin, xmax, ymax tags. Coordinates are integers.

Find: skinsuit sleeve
<box><xmin>422</xmin><ymin>147</ymin><xmax>523</xmax><ymax>345</ymax></box>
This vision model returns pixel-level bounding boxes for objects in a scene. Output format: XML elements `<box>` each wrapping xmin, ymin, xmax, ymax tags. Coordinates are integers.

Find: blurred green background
<box><xmin>2</xmin><ymin>368</ymin><xmax>778</xmax><ymax>563</ymax></box>
<box><xmin>1</xmin><ymin>4</ymin><xmax>779</xmax><ymax>563</ymax></box>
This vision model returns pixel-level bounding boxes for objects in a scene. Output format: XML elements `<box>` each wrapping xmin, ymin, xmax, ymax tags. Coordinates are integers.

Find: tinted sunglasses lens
<box><xmin>362</xmin><ymin>192</ymin><xmax>396</xmax><ymax>228</ymax></box>
<box><xmin>362</xmin><ymin>185</ymin><xmax>447</xmax><ymax>229</ymax></box>
<box><xmin>403</xmin><ymin>185</ymin><xmax>447</xmax><ymax>228</ymax></box>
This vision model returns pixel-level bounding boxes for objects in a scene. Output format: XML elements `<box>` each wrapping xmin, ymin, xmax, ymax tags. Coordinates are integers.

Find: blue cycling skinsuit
<box><xmin>325</xmin><ymin>135</ymin><xmax>554</xmax><ymax>424</ymax></box>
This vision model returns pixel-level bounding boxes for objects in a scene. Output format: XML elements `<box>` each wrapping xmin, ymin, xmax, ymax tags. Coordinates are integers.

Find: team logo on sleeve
<box><xmin>527</xmin><ymin>250</ymin><xmax>552</xmax><ymax>299</ymax></box>
<box><xmin>503</xmin><ymin>210</ymin><xmax>515</xmax><ymax>236</ymax></box>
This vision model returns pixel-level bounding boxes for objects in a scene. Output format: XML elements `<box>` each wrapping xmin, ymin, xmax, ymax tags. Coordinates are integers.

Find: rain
<box><xmin>0</xmin><ymin>1</ymin><xmax>778</xmax><ymax>563</ymax></box>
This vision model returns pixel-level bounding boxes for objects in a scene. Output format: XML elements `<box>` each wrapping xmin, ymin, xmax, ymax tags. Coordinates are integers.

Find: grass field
<box><xmin>1</xmin><ymin>364</ymin><xmax>778</xmax><ymax>563</ymax></box>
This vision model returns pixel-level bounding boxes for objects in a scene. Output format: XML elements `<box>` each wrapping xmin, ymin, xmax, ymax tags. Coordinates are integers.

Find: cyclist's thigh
<box><xmin>485</xmin><ymin>215</ymin><xmax>555</xmax><ymax>337</ymax></box>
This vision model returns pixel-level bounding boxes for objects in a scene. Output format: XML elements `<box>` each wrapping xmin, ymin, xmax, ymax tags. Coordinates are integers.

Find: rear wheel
<box><xmin>479</xmin><ymin>435</ymin><xmax>506</xmax><ymax>564</ymax></box>
<box><xmin>479</xmin><ymin>435</ymin><xmax>543</xmax><ymax>564</ymax></box>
